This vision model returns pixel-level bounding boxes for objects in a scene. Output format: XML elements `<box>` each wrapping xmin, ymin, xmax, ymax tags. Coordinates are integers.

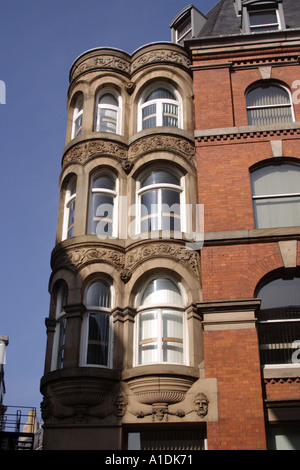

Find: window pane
<box><xmin>249</xmin><ymin>10</ymin><xmax>278</xmax><ymax>27</ymax></box>
<box><xmin>100</xmin><ymin>108</ymin><xmax>117</xmax><ymax>133</ymax></box>
<box><xmin>67</xmin><ymin>199</ymin><xmax>75</xmax><ymax>238</ymax></box>
<box><xmin>257</xmin><ymin>277</ymin><xmax>300</xmax><ymax>310</ymax></box>
<box><xmin>86</xmin><ymin>281</ymin><xmax>110</xmax><ymax>308</ymax></box>
<box><xmin>163</xmin><ymin>103</ymin><xmax>178</xmax><ymax>127</ymax></box>
<box><xmin>162</xmin><ymin>189</ymin><xmax>181</xmax><ymax>231</ymax></box>
<box><xmin>141</xmin><ymin>190</ymin><xmax>158</xmax><ymax>232</ymax></box>
<box><xmin>57</xmin><ymin>317</ymin><xmax>66</xmax><ymax>369</ymax></box>
<box><xmin>87</xmin><ymin>313</ymin><xmax>109</xmax><ymax>366</ymax></box>
<box><xmin>253</xmin><ymin>196</ymin><xmax>300</xmax><ymax>228</ymax></box>
<box><xmin>93</xmin><ymin>175</ymin><xmax>115</xmax><ymax>191</ymax></box>
<box><xmin>162</xmin><ymin>341</ymin><xmax>183</xmax><ymax>363</ymax></box>
<box><xmin>145</xmin><ymin>88</ymin><xmax>175</xmax><ymax>101</ymax></box>
<box><xmin>142</xmin><ymin>104</ymin><xmax>156</xmax><ymax>129</ymax></box>
<box><xmin>99</xmin><ymin>93</ymin><xmax>118</xmax><ymax>106</ymax></box>
<box><xmin>246</xmin><ymin>85</ymin><xmax>292</xmax><ymax>125</ymax></box>
<box><xmin>140</xmin><ymin>278</ymin><xmax>183</xmax><ymax>306</ymax></box>
<box><xmin>139</xmin><ymin>310</ymin><xmax>158</xmax><ymax>340</ymax></box>
<box><xmin>142</xmin><ymin>171</ymin><xmax>180</xmax><ymax>187</ymax></box>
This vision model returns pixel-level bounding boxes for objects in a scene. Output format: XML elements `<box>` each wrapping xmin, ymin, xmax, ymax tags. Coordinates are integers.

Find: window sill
<box><xmin>263</xmin><ymin>364</ymin><xmax>300</xmax><ymax>379</ymax></box>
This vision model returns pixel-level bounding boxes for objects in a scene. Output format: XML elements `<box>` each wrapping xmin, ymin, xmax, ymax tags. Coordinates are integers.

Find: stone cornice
<box><xmin>69</xmin><ymin>43</ymin><xmax>191</xmax><ymax>85</ymax></box>
<box><xmin>61</xmin><ymin>131</ymin><xmax>195</xmax><ymax>169</ymax></box>
<box><xmin>195</xmin><ymin>122</ymin><xmax>300</xmax><ymax>144</ymax></box>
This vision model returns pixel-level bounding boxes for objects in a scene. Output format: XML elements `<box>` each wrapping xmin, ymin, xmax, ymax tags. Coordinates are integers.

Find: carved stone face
<box><xmin>114</xmin><ymin>393</ymin><xmax>128</xmax><ymax>417</ymax></box>
<box><xmin>193</xmin><ymin>393</ymin><xmax>209</xmax><ymax>418</ymax></box>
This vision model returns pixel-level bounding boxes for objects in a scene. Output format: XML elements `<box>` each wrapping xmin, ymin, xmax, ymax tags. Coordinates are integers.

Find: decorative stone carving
<box><xmin>51</xmin><ymin>246</ymin><xmax>125</xmax><ymax>272</ymax></box>
<box><xmin>63</xmin><ymin>139</ymin><xmax>128</xmax><ymax>167</ymax></box>
<box><xmin>193</xmin><ymin>392</ymin><xmax>209</xmax><ymax>418</ymax></box>
<box><xmin>113</xmin><ymin>392</ymin><xmax>128</xmax><ymax>417</ymax></box>
<box><xmin>125</xmin><ymin>243</ymin><xmax>200</xmax><ymax>278</ymax></box>
<box><xmin>129</xmin><ymin>135</ymin><xmax>195</xmax><ymax>161</ymax></box>
<box><xmin>131</xmin><ymin>50</ymin><xmax>191</xmax><ymax>72</ymax></box>
<box><xmin>122</xmin><ymin>160</ymin><xmax>134</xmax><ymax>174</ymax></box>
<box><xmin>120</xmin><ymin>269</ymin><xmax>132</xmax><ymax>284</ymax></box>
<box><xmin>125</xmin><ymin>81</ymin><xmax>136</xmax><ymax>95</ymax></box>
<box><xmin>70</xmin><ymin>55</ymin><xmax>131</xmax><ymax>81</ymax></box>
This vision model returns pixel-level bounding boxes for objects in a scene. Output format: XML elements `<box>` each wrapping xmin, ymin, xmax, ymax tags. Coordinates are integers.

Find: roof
<box><xmin>193</xmin><ymin>0</ymin><xmax>300</xmax><ymax>38</ymax></box>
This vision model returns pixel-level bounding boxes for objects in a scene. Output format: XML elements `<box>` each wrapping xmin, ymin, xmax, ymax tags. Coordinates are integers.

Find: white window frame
<box><xmin>135</xmin><ymin>167</ymin><xmax>186</xmax><ymax>235</ymax></box>
<box><xmin>176</xmin><ymin>16</ymin><xmax>192</xmax><ymax>44</ymax></box>
<box><xmin>246</xmin><ymin>83</ymin><xmax>295</xmax><ymax>126</ymax></box>
<box><xmin>248</xmin><ymin>7</ymin><xmax>281</xmax><ymax>32</ymax></box>
<box><xmin>72</xmin><ymin>94</ymin><xmax>83</xmax><ymax>138</ymax></box>
<box><xmin>62</xmin><ymin>177</ymin><xmax>76</xmax><ymax>240</ymax></box>
<box><xmin>88</xmin><ymin>172</ymin><xmax>119</xmax><ymax>239</ymax></box>
<box><xmin>80</xmin><ymin>281</ymin><xmax>114</xmax><ymax>369</ymax></box>
<box><xmin>51</xmin><ymin>283</ymin><xmax>68</xmax><ymax>371</ymax></box>
<box><xmin>134</xmin><ymin>277</ymin><xmax>188</xmax><ymax>367</ymax></box>
<box><xmin>250</xmin><ymin>163</ymin><xmax>300</xmax><ymax>229</ymax></box>
<box><xmin>94</xmin><ymin>90</ymin><xmax>122</xmax><ymax>135</ymax></box>
<box><xmin>138</xmin><ymin>85</ymin><xmax>182</xmax><ymax>131</ymax></box>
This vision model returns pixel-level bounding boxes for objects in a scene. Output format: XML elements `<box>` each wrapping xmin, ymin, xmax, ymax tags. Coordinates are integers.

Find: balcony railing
<box><xmin>0</xmin><ymin>405</ymin><xmax>40</xmax><ymax>450</ymax></box>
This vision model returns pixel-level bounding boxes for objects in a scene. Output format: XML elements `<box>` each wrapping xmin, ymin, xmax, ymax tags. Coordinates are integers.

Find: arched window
<box><xmin>136</xmin><ymin>169</ymin><xmax>184</xmax><ymax>233</ymax></box>
<box><xmin>95</xmin><ymin>91</ymin><xmax>121</xmax><ymax>134</ymax></box>
<box><xmin>72</xmin><ymin>94</ymin><xmax>83</xmax><ymax>138</ymax></box>
<box><xmin>81</xmin><ymin>281</ymin><xmax>112</xmax><ymax>368</ymax></box>
<box><xmin>135</xmin><ymin>277</ymin><xmax>186</xmax><ymax>365</ymax></box>
<box><xmin>63</xmin><ymin>177</ymin><xmax>76</xmax><ymax>240</ymax></box>
<box><xmin>246</xmin><ymin>83</ymin><xmax>294</xmax><ymax>125</ymax></box>
<box><xmin>256</xmin><ymin>275</ymin><xmax>300</xmax><ymax>366</ymax></box>
<box><xmin>139</xmin><ymin>86</ymin><xmax>181</xmax><ymax>130</ymax></box>
<box><xmin>51</xmin><ymin>282</ymin><xmax>68</xmax><ymax>370</ymax></box>
<box><xmin>250</xmin><ymin>163</ymin><xmax>300</xmax><ymax>229</ymax></box>
<box><xmin>88</xmin><ymin>172</ymin><xmax>118</xmax><ymax>238</ymax></box>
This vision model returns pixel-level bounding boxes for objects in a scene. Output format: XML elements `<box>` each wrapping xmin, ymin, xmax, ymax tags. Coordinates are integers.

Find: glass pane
<box><xmin>162</xmin><ymin>310</ymin><xmax>183</xmax><ymax>339</ymax></box>
<box><xmin>258</xmin><ymin>320</ymin><xmax>300</xmax><ymax>365</ymax></box>
<box><xmin>249</xmin><ymin>10</ymin><xmax>277</xmax><ymax>26</ymax></box>
<box><xmin>139</xmin><ymin>342</ymin><xmax>158</xmax><ymax>364</ymax></box>
<box><xmin>99</xmin><ymin>93</ymin><xmax>118</xmax><ymax>106</ymax></box>
<box><xmin>162</xmin><ymin>341</ymin><xmax>183</xmax><ymax>363</ymax></box>
<box><xmin>256</xmin><ymin>277</ymin><xmax>300</xmax><ymax>310</ymax></box>
<box><xmin>163</xmin><ymin>103</ymin><xmax>178</xmax><ymax>127</ymax></box>
<box><xmin>93</xmin><ymin>175</ymin><xmax>115</xmax><ymax>191</ymax></box>
<box><xmin>141</xmin><ymin>190</ymin><xmax>158</xmax><ymax>232</ymax></box>
<box><xmin>57</xmin><ymin>317</ymin><xmax>66</xmax><ymax>369</ymax></box>
<box><xmin>145</xmin><ymin>88</ymin><xmax>175</xmax><ymax>101</ymax></box>
<box><xmin>253</xmin><ymin>196</ymin><xmax>300</xmax><ymax>229</ymax></box>
<box><xmin>74</xmin><ymin>115</ymin><xmax>82</xmax><ymax>137</ymax></box>
<box><xmin>247</xmin><ymin>106</ymin><xmax>292</xmax><ymax>125</ymax></box>
<box><xmin>252</xmin><ymin>164</ymin><xmax>300</xmax><ymax>196</ymax></box>
<box><xmin>67</xmin><ymin>200</ymin><xmax>75</xmax><ymax>238</ymax></box>
<box><xmin>100</xmin><ymin>108</ymin><xmax>117</xmax><ymax>133</ymax></box>
<box><xmin>139</xmin><ymin>311</ymin><xmax>158</xmax><ymax>340</ymax></box>
<box><xmin>91</xmin><ymin>193</ymin><xmax>114</xmax><ymax>236</ymax></box>
<box><xmin>140</xmin><ymin>278</ymin><xmax>183</xmax><ymax>306</ymax></box>
<box><xmin>142</xmin><ymin>171</ymin><xmax>180</xmax><ymax>187</ymax></box>
<box><xmin>162</xmin><ymin>189</ymin><xmax>181</xmax><ymax>231</ymax></box>
<box><xmin>87</xmin><ymin>313</ymin><xmax>109</xmax><ymax>366</ymax></box>
<box><xmin>86</xmin><ymin>281</ymin><xmax>110</xmax><ymax>308</ymax></box>
<box><xmin>142</xmin><ymin>104</ymin><xmax>156</xmax><ymax>129</ymax></box>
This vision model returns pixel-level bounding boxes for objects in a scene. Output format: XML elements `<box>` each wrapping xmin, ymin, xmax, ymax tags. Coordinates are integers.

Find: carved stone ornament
<box><xmin>52</xmin><ymin>242</ymin><xmax>200</xmax><ymax>278</ymax></box>
<box><xmin>51</xmin><ymin>246</ymin><xmax>125</xmax><ymax>272</ymax></box>
<box><xmin>126</xmin><ymin>243</ymin><xmax>200</xmax><ymax>278</ymax></box>
<box><xmin>113</xmin><ymin>392</ymin><xmax>128</xmax><ymax>417</ymax></box>
<box><xmin>131</xmin><ymin>50</ymin><xmax>191</xmax><ymax>72</ymax></box>
<box><xmin>129</xmin><ymin>135</ymin><xmax>195</xmax><ymax>161</ymax></box>
<box><xmin>193</xmin><ymin>392</ymin><xmax>209</xmax><ymax>418</ymax></box>
<box><xmin>63</xmin><ymin>139</ymin><xmax>128</xmax><ymax>167</ymax></box>
<box><xmin>71</xmin><ymin>55</ymin><xmax>131</xmax><ymax>81</ymax></box>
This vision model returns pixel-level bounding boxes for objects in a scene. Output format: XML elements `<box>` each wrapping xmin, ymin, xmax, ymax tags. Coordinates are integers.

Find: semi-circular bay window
<box><xmin>81</xmin><ymin>280</ymin><xmax>112</xmax><ymax>368</ymax></box>
<box><xmin>63</xmin><ymin>177</ymin><xmax>76</xmax><ymax>239</ymax></box>
<box><xmin>139</xmin><ymin>86</ymin><xmax>181</xmax><ymax>130</ymax></box>
<box><xmin>135</xmin><ymin>277</ymin><xmax>186</xmax><ymax>365</ymax></box>
<box><xmin>95</xmin><ymin>91</ymin><xmax>121</xmax><ymax>134</ymax></box>
<box><xmin>72</xmin><ymin>94</ymin><xmax>83</xmax><ymax>138</ymax></box>
<box><xmin>246</xmin><ymin>83</ymin><xmax>294</xmax><ymax>126</ymax></box>
<box><xmin>250</xmin><ymin>163</ymin><xmax>300</xmax><ymax>229</ymax></box>
<box><xmin>137</xmin><ymin>169</ymin><xmax>184</xmax><ymax>233</ymax></box>
<box><xmin>256</xmin><ymin>275</ymin><xmax>300</xmax><ymax>366</ymax></box>
<box><xmin>88</xmin><ymin>172</ymin><xmax>118</xmax><ymax>238</ymax></box>
<box><xmin>51</xmin><ymin>282</ymin><xmax>68</xmax><ymax>370</ymax></box>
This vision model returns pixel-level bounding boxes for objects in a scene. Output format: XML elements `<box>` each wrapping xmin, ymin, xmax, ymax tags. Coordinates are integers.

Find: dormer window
<box><xmin>249</xmin><ymin>7</ymin><xmax>280</xmax><ymax>32</ymax></box>
<box><xmin>169</xmin><ymin>5</ymin><xmax>206</xmax><ymax>45</ymax></box>
<box><xmin>241</xmin><ymin>1</ymin><xmax>286</xmax><ymax>34</ymax></box>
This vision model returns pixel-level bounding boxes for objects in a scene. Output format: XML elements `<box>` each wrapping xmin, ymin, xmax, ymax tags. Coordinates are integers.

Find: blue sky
<box><xmin>0</xmin><ymin>0</ymin><xmax>216</xmax><ymax>419</ymax></box>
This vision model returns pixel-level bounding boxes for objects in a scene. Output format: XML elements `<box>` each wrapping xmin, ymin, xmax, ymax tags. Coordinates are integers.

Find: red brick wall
<box><xmin>204</xmin><ymin>328</ymin><xmax>266</xmax><ymax>450</ymax></box>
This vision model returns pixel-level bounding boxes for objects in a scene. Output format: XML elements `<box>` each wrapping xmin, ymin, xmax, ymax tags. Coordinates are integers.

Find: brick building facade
<box><xmin>40</xmin><ymin>0</ymin><xmax>300</xmax><ymax>450</ymax></box>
